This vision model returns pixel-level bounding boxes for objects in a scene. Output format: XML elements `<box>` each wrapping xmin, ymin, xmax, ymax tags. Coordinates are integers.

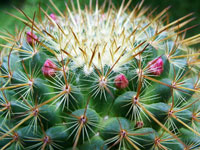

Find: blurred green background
<box><xmin>0</xmin><ymin>0</ymin><xmax>200</xmax><ymax>45</ymax></box>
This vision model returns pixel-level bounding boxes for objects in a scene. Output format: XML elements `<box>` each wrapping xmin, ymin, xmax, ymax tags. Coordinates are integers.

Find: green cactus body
<box><xmin>0</xmin><ymin>0</ymin><xmax>200</xmax><ymax>149</ymax></box>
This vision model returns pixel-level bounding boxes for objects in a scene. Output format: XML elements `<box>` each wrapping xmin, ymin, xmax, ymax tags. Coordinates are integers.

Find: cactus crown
<box><xmin>0</xmin><ymin>0</ymin><xmax>200</xmax><ymax>150</ymax></box>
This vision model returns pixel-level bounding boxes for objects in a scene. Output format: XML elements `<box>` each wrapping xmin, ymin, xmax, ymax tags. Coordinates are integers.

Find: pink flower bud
<box><xmin>26</xmin><ymin>31</ymin><xmax>38</xmax><ymax>45</ymax></box>
<box><xmin>135</xmin><ymin>121</ymin><xmax>144</xmax><ymax>128</ymax></box>
<box><xmin>50</xmin><ymin>13</ymin><xmax>57</xmax><ymax>21</ymax></box>
<box><xmin>42</xmin><ymin>59</ymin><xmax>57</xmax><ymax>77</ymax></box>
<box><xmin>147</xmin><ymin>56</ymin><xmax>164</xmax><ymax>76</ymax></box>
<box><xmin>100</xmin><ymin>14</ymin><xmax>106</xmax><ymax>22</ymax></box>
<box><xmin>114</xmin><ymin>74</ymin><xmax>129</xmax><ymax>89</ymax></box>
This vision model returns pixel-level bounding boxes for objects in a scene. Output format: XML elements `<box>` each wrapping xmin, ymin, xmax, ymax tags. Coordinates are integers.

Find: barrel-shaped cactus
<box><xmin>0</xmin><ymin>0</ymin><xmax>200</xmax><ymax>149</ymax></box>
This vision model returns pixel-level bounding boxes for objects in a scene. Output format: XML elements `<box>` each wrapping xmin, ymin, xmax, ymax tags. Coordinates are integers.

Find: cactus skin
<box><xmin>0</xmin><ymin>0</ymin><xmax>200</xmax><ymax>150</ymax></box>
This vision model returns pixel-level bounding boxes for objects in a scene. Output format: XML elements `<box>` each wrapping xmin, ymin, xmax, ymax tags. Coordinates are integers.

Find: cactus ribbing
<box><xmin>0</xmin><ymin>0</ymin><xmax>200</xmax><ymax>149</ymax></box>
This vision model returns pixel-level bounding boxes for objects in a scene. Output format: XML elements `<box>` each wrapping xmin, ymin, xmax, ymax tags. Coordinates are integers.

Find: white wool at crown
<box><xmin>37</xmin><ymin>8</ymin><xmax>185</xmax><ymax>75</ymax></box>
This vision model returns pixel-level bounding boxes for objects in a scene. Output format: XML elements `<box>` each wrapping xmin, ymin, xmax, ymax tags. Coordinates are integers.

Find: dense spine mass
<box><xmin>0</xmin><ymin>0</ymin><xmax>200</xmax><ymax>149</ymax></box>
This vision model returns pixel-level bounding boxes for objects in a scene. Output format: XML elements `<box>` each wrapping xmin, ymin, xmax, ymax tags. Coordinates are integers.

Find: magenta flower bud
<box><xmin>42</xmin><ymin>59</ymin><xmax>57</xmax><ymax>77</ymax></box>
<box><xmin>148</xmin><ymin>56</ymin><xmax>164</xmax><ymax>76</ymax></box>
<box><xmin>135</xmin><ymin>121</ymin><xmax>144</xmax><ymax>128</ymax></box>
<box><xmin>114</xmin><ymin>74</ymin><xmax>129</xmax><ymax>89</ymax></box>
<box><xmin>26</xmin><ymin>31</ymin><xmax>38</xmax><ymax>45</ymax></box>
<box><xmin>50</xmin><ymin>13</ymin><xmax>57</xmax><ymax>21</ymax></box>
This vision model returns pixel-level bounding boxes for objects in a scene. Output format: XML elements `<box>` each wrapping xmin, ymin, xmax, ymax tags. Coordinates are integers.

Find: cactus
<box><xmin>0</xmin><ymin>0</ymin><xmax>200</xmax><ymax>149</ymax></box>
